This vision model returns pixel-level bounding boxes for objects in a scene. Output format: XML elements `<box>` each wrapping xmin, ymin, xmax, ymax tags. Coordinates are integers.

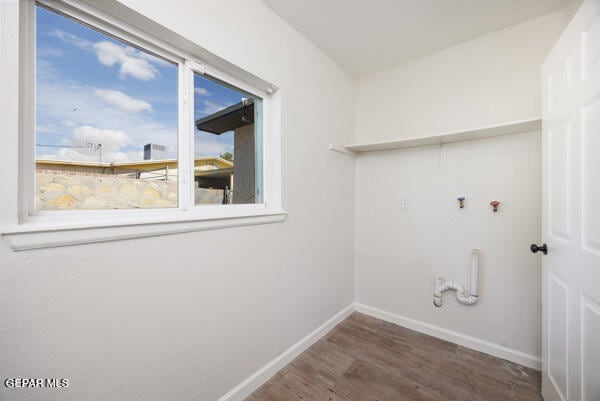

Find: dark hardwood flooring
<box><xmin>246</xmin><ymin>312</ymin><xmax>542</xmax><ymax>401</ymax></box>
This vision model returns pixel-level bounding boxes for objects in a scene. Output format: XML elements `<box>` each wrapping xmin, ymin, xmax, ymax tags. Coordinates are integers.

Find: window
<box><xmin>193</xmin><ymin>73</ymin><xmax>263</xmax><ymax>205</ymax></box>
<box><xmin>35</xmin><ymin>4</ymin><xmax>265</xmax><ymax>211</ymax></box>
<box><xmin>35</xmin><ymin>5</ymin><xmax>179</xmax><ymax>210</ymax></box>
<box><xmin>4</xmin><ymin>0</ymin><xmax>284</xmax><ymax>250</ymax></box>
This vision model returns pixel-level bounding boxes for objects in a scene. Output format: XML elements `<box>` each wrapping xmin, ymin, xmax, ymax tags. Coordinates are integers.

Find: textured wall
<box><xmin>0</xmin><ymin>2</ymin><xmax>571</xmax><ymax>400</ymax></box>
<box><xmin>355</xmin><ymin>11</ymin><xmax>567</xmax><ymax>143</ymax></box>
<box><xmin>355</xmin><ymin>132</ymin><xmax>542</xmax><ymax>357</ymax></box>
<box><xmin>353</xmin><ymin>11</ymin><xmax>567</xmax><ymax>361</ymax></box>
<box><xmin>0</xmin><ymin>1</ymin><xmax>355</xmax><ymax>400</ymax></box>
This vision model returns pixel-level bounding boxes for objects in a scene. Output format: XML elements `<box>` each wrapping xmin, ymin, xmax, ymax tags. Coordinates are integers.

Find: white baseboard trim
<box><xmin>216</xmin><ymin>304</ymin><xmax>355</xmax><ymax>401</ymax></box>
<box><xmin>354</xmin><ymin>303</ymin><xmax>541</xmax><ymax>370</ymax></box>
<box><xmin>214</xmin><ymin>302</ymin><xmax>540</xmax><ymax>401</ymax></box>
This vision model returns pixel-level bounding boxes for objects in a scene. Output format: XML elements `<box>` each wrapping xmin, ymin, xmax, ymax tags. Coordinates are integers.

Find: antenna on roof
<box><xmin>86</xmin><ymin>142</ymin><xmax>102</xmax><ymax>162</ymax></box>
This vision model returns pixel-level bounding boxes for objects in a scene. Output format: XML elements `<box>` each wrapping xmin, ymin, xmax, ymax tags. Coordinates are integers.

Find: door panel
<box><xmin>548</xmin><ymin>273</ymin><xmax>569</xmax><ymax>401</ymax></box>
<box><xmin>548</xmin><ymin>58</ymin><xmax>571</xmax><ymax>112</ymax></box>
<box><xmin>548</xmin><ymin>121</ymin><xmax>571</xmax><ymax>240</ymax></box>
<box><xmin>582</xmin><ymin>11</ymin><xmax>600</xmax><ymax>78</ymax></box>
<box><xmin>542</xmin><ymin>1</ymin><xmax>600</xmax><ymax>401</ymax></box>
<box><xmin>581</xmin><ymin>294</ymin><xmax>600</xmax><ymax>401</ymax></box>
<box><xmin>581</xmin><ymin>96</ymin><xmax>600</xmax><ymax>254</ymax></box>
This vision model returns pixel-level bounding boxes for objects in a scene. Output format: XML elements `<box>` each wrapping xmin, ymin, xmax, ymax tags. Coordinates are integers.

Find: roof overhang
<box><xmin>195</xmin><ymin>100</ymin><xmax>254</xmax><ymax>135</ymax></box>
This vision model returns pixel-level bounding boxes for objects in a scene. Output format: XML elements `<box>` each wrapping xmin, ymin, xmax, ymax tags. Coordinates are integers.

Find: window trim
<box><xmin>2</xmin><ymin>0</ymin><xmax>285</xmax><ymax>251</ymax></box>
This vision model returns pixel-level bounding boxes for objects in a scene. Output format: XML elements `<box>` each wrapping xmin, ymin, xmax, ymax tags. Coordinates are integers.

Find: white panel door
<box><xmin>541</xmin><ymin>1</ymin><xmax>600</xmax><ymax>400</ymax></box>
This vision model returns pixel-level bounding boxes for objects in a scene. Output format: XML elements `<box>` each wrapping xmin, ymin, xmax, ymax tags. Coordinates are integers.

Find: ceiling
<box><xmin>262</xmin><ymin>0</ymin><xmax>567</xmax><ymax>78</ymax></box>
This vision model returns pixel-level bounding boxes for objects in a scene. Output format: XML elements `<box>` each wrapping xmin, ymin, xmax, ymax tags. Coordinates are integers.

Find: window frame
<box><xmin>3</xmin><ymin>0</ymin><xmax>285</xmax><ymax>250</ymax></box>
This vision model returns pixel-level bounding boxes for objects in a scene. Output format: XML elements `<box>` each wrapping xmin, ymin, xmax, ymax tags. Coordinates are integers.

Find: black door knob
<box><xmin>530</xmin><ymin>243</ymin><xmax>547</xmax><ymax>255</ymax></box>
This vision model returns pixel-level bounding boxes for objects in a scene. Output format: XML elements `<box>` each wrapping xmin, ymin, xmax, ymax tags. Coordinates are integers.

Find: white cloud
<box><xmin>194</xmin><ymin>87</ymin><xmax>210</xmax><ymax>96</ymax></box>
<box><xmin>51</xmin><ymin>148</ymin><xmax>136</xmax><ymax>163</ymax></box>
<box><xmin>66</xmin><ymin>125</ymin><xmax>131</xmax><ymax>153</ymax></box>
<box><xmin>40</xmin><ymin>125</ymin><xmax>135</xmax><ymax>163</ymax></box>
<box><xmin>125</xmin><ymin>150</ymin><xmax>145</xmax><ymax>161</ymax></box>
<box><xmin>194</xmin><ymin>131</ymin><xmax>233</xmax><ymax>157</ymax></box>
<box><xmin>95</xmin><ymin>89</ymin><xmax>152</xmax><ymax>113</ymax></box>
<box><xmin>47</xmin><ymin>28</ymin><xmax>168</xmax><ymax>81</ymax></box>
<box><xmin>49</xmin><ymin>29</ymin><xmax>91</xmax><ymax>49</ymax></box>
<box><xmin>35</xmin><ymin>62</ymin><xmax>177</xmax><ymax>162</ymax></box>
<box><xmin>138</xmin><ymin>51</ymin><xmax>173</xmax><ymax>67</ymax></box>
<box><xmin>93</xmin><ymin>41</ymin><xmax>159</xmax><ymax>81</ymax></box>
<box><xmin>195</xmin><ymin>141</ymin><xmax>233</xmax><ymax>157</ymax></box>
<box><xmin>38</xmin><ymin>125</ymin><xmax>136</xmax><ymax>163</ymax></box>
<box><xmin>36</xmin><ymin>124</ymin><xmax>58</xmax><ymax>133</ymax></box>
<box><xmin>201</xmin><ymin>100</ymin><xmax>226</xmax><ymax>115</ymax></box>
<box><xmin>37</xmin><ymin>47</ymin><xmax>63</xmax><ymax>58</ymax></box>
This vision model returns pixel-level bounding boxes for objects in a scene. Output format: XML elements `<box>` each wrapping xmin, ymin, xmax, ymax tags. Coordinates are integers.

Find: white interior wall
<box><xmin>356</xmin><ymin>10</ymin><xmax>567</xmax><ymax>143</ymax></box>
<box><xmin>355</xmin><ymin>132</ymin><xmax>542</xmax><ymax>359</ymax></box>
<box><xmin>0</xmin><ymin>1</ymin><xmax>355</xmax><ymax>401</ymax></box>
<box><xmin>0</xmin><ymin>2</ymin><xmax>576</xmax><ymax>400</ymax></box>
<box><xmin>566</xmin><ymin>0</ymin><xmax>585</xmax><ymax>20</ymax></box>
<box><xmin>354</xmin><ymin>11</ymin><xmax>567</xmax><ymax>362</ymax></box>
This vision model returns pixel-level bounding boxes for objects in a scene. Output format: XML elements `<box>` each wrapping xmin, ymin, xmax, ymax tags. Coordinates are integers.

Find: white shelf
<box><xmin>344</xmin><ymin>118</ymin><xmax>541</xmax><ymax>153</ymax></box>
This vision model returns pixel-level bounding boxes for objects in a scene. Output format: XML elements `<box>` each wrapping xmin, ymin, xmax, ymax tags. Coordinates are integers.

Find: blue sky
<box><xmin>35</xmin><ymin>5</ymin><xmax>247</xmax><ymax>163</ymax></box>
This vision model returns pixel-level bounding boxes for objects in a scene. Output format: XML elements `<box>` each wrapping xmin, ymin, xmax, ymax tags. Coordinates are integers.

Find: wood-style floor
<box><xmin>246</xmin><ymin>312</ymin><xmax>542</xmax><ymax>401</ymax></box>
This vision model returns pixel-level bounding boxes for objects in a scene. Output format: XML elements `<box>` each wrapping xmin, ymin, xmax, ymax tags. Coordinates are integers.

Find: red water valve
<box><xmin>490</xmin><ymin>201</ymin><xmax>500</xmax><ymax>212</ymax></box>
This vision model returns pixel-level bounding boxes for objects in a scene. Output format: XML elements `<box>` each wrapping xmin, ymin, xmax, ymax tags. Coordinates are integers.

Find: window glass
<box><xmin>35</xmin><ymin>5</ymin><xmax>178</xmax><ymax>210</ymax></box>
<box><xmin>193</xmin><ymin>73</ymin><xmax>263</xmax><ymax>205</ymax></box>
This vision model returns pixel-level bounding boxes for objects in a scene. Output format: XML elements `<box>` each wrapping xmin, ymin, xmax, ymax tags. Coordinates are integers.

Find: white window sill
<box><xmin>1</xmin><ymin>208</ymin><xmax>287</xmax><ymax>251</ymax></box>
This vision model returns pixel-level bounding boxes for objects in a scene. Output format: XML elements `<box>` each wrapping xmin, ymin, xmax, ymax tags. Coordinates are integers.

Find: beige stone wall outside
<box><xmin>36</xmin><ymin>171</ymin><xmax>227</xmax><ymax>210</ymax></box>
<box><xmin>36</xmin><ymin>171</ymin><xmax>178</xmax><ymax>210</ymax></box>
<box><xmin>36</xmin><ymin>170</ymin><xmax>230</xmax><ymax>210</ymax></box>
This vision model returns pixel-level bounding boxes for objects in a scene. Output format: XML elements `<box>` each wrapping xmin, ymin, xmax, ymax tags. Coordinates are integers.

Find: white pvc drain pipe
<box><xmin>433</xmin><ymin>249</ymin><xmax>479</xmax><ymax>307</ymax></box>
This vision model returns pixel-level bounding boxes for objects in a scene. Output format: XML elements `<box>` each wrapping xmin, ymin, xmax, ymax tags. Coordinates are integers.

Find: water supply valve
<box><xmin>490</xmin><ymin>200</ymin><xmax>500</xmax><ymax>212</ymax></box>
<box><xmin>457</xmin><ymin>197</ymin><xmax>465</xmax><ymax>209</ymax></box>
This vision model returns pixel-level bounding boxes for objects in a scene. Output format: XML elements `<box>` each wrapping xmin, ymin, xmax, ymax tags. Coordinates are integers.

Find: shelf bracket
<box><xmin>329</xmin><ymin>143</ymin><xmax>355</xmax><ymax>157</ymax></box>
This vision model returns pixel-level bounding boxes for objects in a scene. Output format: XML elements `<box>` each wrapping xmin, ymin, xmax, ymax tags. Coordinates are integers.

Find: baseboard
<box><xmin>214</xmin><ymin>301</ymin><xmax>540</xmax><ymax>401</ymax></box>
<box><xmin>354</xmin><ymin>303</ymin><xmax>541</xmax><ymax>370</ymax></box>
<box><xmin>216</xmin><ymin>303</ymin><xmax>355</xmax><ymax>401</ymax></box>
